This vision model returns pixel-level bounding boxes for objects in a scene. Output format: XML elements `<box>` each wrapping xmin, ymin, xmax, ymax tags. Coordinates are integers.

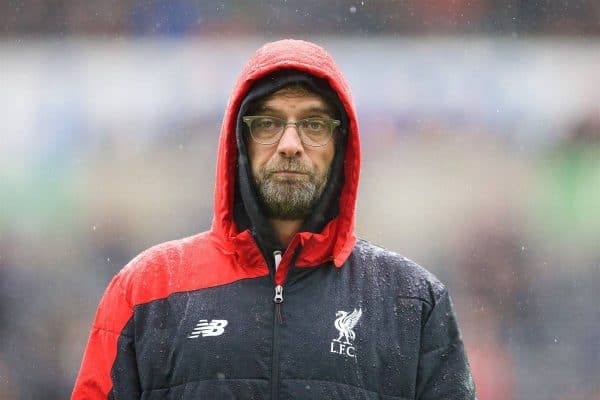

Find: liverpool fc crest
<box><xmin>330</xmin><ymin>308</ymin><xmax>362</xmax><ymax>358</ymax></box>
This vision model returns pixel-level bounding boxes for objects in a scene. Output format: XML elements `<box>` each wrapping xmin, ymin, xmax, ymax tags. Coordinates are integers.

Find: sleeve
<box><xmin>416</xmin><ymin>288</ymin><xmax>477</xmax><ymax>400</ymax></box>
<box><xmin>71</xmin><ymin>276</ymin><xmax>142</xmax><ymax>400</ymax></box>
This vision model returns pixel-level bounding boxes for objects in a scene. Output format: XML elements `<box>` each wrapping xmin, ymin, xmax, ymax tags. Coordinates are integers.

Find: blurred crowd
<box><xmin>1</xmin><ymin>0</ymin><xmax>600</xmax><ymax>37</ymax></box>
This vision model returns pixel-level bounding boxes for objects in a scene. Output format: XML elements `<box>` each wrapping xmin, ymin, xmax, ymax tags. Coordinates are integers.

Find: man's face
<box><xmin>247</xmin><ymin>87</ymin><xmax>336</xmax><ymax>220</ymax></box>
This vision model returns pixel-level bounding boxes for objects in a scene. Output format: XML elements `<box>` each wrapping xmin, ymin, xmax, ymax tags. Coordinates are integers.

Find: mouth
<box><xmin>269</xmin><ymin>170</ymin><xmax>310</xmax><ymax>181</ymax></box>
<box><xmin>273</xmin><ymin>171</ymin><xmax>307</xmax><ymax>176</ymax></box>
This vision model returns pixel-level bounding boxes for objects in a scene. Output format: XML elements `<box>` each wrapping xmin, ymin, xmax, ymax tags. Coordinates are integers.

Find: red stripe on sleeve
<box><xmin>72</xmin><ymin>277</ymin><xmax>133</xmax><ymax>399</ymax></box>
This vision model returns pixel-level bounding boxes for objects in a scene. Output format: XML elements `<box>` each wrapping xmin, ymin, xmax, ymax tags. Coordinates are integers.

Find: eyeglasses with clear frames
<box><xmin>242</xmin><ymin>116</ymin><xmax>341</xmax><ymax>147</ymax></box>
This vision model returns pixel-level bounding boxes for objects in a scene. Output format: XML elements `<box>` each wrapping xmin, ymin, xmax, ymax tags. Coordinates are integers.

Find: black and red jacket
<box><xmin>72</xmin><ymin>39</ymin><xmax>476</xmax><ymax>400</ymax></box>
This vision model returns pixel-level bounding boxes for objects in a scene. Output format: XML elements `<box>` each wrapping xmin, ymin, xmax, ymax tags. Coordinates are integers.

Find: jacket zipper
<box><xmin>271</xmin><ymin>250</ymin><xmax>283</xmax><ymax>400</ymax></box>
<box><xmin>272</xmin><ymin>250</ymin><xmax>284</xmax><ymax>323</ymax></box>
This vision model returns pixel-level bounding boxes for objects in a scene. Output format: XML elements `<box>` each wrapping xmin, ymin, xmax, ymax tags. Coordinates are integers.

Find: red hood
<box><xmin>210</xmin><ymin>39</ymin><xmax>360</xmax><ymax>268</ymax></box>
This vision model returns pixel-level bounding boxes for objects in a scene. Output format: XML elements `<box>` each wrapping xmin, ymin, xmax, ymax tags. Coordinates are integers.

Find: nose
<box><xmin>276</xmin><ymin>123</ymin><xmax>303</xmax><ymax>157</ymax></box>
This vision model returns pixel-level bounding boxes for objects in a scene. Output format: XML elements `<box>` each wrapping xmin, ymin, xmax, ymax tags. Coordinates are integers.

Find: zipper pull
<box><xmin>274</xmin><ymin>285</ymin><xmax>284</xmax><ymax>303</ymax></box>
<box><xmin>272</xmin><ymin>251</ymin><xmax>285</xmax><ymax>324</ymax></box>
<box><xmin>273</xmin><ymin>250</ymin><xmax>282</xmax><ymax>271</ymax></box>
<box><xmin>272</xmin><ymin>252</ymin><xmax>284</xmax><ymax>303</ymax></box>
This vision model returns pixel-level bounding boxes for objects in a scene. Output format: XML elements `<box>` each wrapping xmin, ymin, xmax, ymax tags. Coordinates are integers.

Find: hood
<box><xmin>211</xmin><ymin>39</ymin><xmax>360</xmax><ymax>268</ymax></box>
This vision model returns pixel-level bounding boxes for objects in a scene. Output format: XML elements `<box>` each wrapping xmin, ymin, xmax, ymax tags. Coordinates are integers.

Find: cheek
<box><xmin>320</xmin><ymin>143</ymin><xmax>336</xmax><ymax>172</ymax></box>
<box><xmin>248</xmin><ymin>144</ymin><xmax>271</xmax><ymax>174</ymax></box>
<box><xmin>247</xmin><ymin>142</ymin><xmax>260</xmax><ymax>168</ymax></box>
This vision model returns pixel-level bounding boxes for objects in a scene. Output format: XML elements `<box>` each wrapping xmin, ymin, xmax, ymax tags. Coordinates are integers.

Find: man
<box><xmin>72</xmin><ymin>39</ymin><xmax>476</xmax><ymax>399</ymax></box>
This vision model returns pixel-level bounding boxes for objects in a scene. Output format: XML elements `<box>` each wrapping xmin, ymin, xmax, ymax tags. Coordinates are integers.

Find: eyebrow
<box><xmin>257</xmin><ymin>105</ymin><xmax>334</xmax><ymax>116</ymax></box>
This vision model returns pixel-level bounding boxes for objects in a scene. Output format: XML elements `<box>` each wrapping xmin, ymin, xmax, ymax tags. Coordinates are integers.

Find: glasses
<box><xmin>243</xmin><ymin>115</ymin><xmax>340</xmax><ymax>147</ymax></box>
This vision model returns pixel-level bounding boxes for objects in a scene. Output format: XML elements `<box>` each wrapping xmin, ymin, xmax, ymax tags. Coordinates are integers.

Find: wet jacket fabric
<box><xmin>72</xmin><ymin>39</ymin><xmax>476</xmax><ymax>400</ymax></box>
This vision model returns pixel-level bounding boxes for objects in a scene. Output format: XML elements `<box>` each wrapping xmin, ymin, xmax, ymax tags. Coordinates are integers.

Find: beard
<box><xmin>252</xmin><ymin>158</ymin><xmax>329</xmax><ymax>220</ymax></box>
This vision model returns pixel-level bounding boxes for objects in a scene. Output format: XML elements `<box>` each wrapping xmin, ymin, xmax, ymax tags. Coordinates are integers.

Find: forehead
<box><xmin>252</xmin><ymin>84</ymin><xmax>335</xmax><ymax>115</ymax></box>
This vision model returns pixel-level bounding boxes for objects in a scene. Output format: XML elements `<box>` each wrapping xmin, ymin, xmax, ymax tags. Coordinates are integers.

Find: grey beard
<box><xmin>254</xmin><ymin>167</ymin><xmax>328</xmax><ymax>220</ymax></box>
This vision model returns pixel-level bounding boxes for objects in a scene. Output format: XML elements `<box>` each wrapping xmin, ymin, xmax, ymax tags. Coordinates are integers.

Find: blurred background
<box><xmin>1</xmin><ymin>1</ymin><xmax>599</xmax><ymax>399</ymax></box>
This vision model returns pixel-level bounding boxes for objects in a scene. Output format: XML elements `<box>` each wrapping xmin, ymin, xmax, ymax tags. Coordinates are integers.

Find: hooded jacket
<box><xmin>72</xmin><ymin>39</ymin><xmax>476</xmax><ymax>400</ymax></box>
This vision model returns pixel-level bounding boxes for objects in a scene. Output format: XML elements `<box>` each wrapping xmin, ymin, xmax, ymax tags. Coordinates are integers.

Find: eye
<box><xmin>254</xmin><ymin>117</ymin><xmax>280</xmax><ymax>130</ymax></box>
<box><xmin>302</xmin><ymin>119</ymin><xmax>326</xmax><ymax>132</ymax></box>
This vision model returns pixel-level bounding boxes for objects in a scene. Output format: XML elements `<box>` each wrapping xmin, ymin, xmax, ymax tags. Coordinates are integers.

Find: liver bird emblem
<box><xmin>333</xmin><ymin>308</ymin><xmax>363</xmax><ymax>345</ymax></box>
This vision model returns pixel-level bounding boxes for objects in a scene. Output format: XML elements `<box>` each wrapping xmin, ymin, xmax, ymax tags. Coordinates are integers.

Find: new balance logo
<box><xmin>188</xmin><ymin>319</ymin><xmax>228</xmax><ymax>338</ymax></box>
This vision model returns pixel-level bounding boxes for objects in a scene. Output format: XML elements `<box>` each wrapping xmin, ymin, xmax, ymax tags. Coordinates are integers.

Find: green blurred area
<box><xmin>534</xmin><ymin>142</ymin><xmax>600</xmax><ymax>245</ymax></box>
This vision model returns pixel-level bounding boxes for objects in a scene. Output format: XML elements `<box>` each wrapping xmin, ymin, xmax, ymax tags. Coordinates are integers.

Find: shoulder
<box><xmin>350</xmin><ymin>238</ymin><xmax>447</xmax><ymax>306</ymax></box>
<box><xmin>123</xmin><ymin>231</ymin><xmax>210</xmax><ymax>274</ymax></box>
<box><xmin>88</xmin><ymin>231</ymin><xmax>214</xmax><ymax>333</ymax></box>
<box><xmin>108</xmin><ymin>231</ymin><xmax>214</xmax><ymax>304</ymax></box>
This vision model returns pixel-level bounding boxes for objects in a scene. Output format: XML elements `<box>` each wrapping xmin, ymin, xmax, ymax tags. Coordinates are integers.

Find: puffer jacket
<box><xmin>72</xmin><ymin>39</ymin><xmax>476</xmax><ymax>400</ymax></box>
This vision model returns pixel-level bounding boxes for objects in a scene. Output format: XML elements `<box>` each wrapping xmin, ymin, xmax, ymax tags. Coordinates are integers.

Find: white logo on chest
<box><xmin>330</xmin><ymin>308</ymin><xmax>362</xmax><ymax>358</ymax></box>
<box><xmin>188</xmin><ymin>319</ymin><xmax>228</xmax><ymax>338</ymax></box>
